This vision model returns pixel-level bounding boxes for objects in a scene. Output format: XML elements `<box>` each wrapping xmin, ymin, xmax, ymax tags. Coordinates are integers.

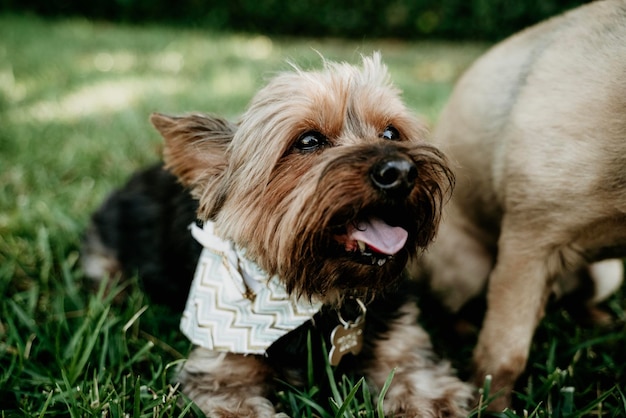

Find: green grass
<box><xmin>1</xmin><ymin>13</ymin><xmax>625</xmax><ymax>417</ymax></box>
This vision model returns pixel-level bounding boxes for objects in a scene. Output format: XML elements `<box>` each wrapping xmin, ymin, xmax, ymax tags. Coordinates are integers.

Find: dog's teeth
<box><xmin>377</xmin><ymin>258</ymin><xmax>387</xmax><ymax>266</ymax></box>
<box><xmin>357</xmin><ymin>240</ymin><xmax>366</xmax><ymax>253</ymax></box>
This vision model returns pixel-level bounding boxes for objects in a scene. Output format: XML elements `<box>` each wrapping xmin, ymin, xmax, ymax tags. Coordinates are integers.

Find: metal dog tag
<box><xmin>328</xmin><ymin>299</ymin><xmax>366</xmax><ymax>366</ymax></box>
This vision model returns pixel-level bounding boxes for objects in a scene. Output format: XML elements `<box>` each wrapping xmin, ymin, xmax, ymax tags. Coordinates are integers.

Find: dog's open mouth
<box><xmin>333</xmin><ymin>217</ymin><xmax>408</xmax><ymax>266</ymax></box>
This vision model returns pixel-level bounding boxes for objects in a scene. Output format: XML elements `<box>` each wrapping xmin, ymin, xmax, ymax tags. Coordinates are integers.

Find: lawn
<box><xmin>1</xmin><ymin>13</ymin><xmax>624</xmax><ymax>417</ymax></box>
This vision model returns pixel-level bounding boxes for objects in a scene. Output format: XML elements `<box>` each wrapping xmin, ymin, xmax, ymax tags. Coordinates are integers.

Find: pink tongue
<box><xmin>348</xmin><ymin>218</ymin><xmax>408</xmax><ymax>255</ymax></box>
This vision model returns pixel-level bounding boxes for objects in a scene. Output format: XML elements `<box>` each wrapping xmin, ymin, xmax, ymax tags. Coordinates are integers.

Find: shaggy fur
<box><xmin>82</xmin><ymin>164</ymin><xmax>200</xmax><ymax>310</ymax></box>
<box><xmin>419</xmin><ymin>1</ymin><xmax>626</xmax><ymax>411</ymax></box>
<box><xmin>83</xmin><ymin>53</ymin><xmax>474</xmax><ymax>417</ymax></box>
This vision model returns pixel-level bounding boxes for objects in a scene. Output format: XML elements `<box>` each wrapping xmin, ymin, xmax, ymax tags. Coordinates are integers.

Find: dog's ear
<box><xmin>151</xmin><ymin>112</ymin><xmax>234</xmax><ymax>217</ymax></box>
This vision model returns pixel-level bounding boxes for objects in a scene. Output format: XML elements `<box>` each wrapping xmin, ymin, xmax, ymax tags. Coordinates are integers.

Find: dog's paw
<box><xmin>179</xmin><ymin>349</ymin><xmax>278</xmax><ymax>417</ymax></box>
<box><xmin>189</xmin><ymin>396</ymin><xmax>274</xmax><ymax>418</ymax></box>
<box><xmin>384</xmin><ymin>393</ymin><xmax>474</xmax><ymax>418</ymax></box>
<box><xmin>382</xmin><ymin>372</ymin><xmax>475</xmax><ymax>418</ymax></box>
<box><xmin>207</xmin><ymin>396</ymin><xmax>279</xmax><ymax>418</ymax></box>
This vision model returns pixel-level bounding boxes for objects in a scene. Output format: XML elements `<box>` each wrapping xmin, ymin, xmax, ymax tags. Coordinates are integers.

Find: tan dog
<box><xmin>422</xmin><ymin>0</ymin><xmax>626</xmax><ymax>410</ymax></box>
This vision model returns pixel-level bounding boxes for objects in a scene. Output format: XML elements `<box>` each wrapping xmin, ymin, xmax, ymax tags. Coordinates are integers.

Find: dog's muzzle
<box><xmin>332</xmin><ymin>154</ymin><xmax>418</xmax><ymax>266</ymax></box>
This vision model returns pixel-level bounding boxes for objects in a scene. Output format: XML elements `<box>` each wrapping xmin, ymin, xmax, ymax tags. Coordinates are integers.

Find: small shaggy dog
<box><xmin>82</xmin><ymin>54</ymin><xmax>474</xmax><ymax>417</ymax></box>
<box><xmin>421</xmin><ymin>0</ymin><xmax>626</xmax><ymax>411</ymax></box>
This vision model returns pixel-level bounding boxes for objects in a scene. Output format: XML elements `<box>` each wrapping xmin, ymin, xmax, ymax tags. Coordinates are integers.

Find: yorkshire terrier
<box><xmin>82</xmin><ymin>53</ymin><xmax>473</xmax><ymax>417</ymax></box>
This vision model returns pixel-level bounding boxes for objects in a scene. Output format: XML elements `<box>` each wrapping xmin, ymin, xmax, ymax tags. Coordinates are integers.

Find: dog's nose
<box><xmin>370</xmin><ymin>157</ymin><xmax>417</xmax><ymax>195</ymax></box>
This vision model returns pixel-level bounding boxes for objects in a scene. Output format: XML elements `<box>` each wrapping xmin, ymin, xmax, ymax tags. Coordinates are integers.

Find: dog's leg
<box><xmin>587</xmin><ymin>259</ymin><xmax>624</xmax><ymax>305</ymax></box>
<box><xmin>556</xmin><ymin>259</ymin><xmax>624</xmax><ymax>325</ymax></box>
<box><xmin>426</xmin><ymin>214</ymin><xmax>494</xmax><ymax>313</ymax></box>
<box><xmin>472</xmin><ymin>224</ymin><xmax>562</xmax><ymax>411</ymax></box>
<box><xmin>364</xmin><ymin>302</ymin><xmax>474</xmax><ymax>417</ymax></box>
<box><xmin>583</xmin><ymin>259</ymin><xmax>624</xmax><ymax>324</ymax></box>
<box><xmin>179</xmin><ymin>348</ymin><xmax>277</xmax><ymax>418</ymax></box>
<box><xmin>81</xmin><ymin>223</ymin><xmax>122</xmax><ymax>282</ymax></box>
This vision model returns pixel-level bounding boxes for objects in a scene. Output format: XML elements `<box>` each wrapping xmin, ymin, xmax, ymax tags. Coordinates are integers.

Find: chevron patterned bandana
<box><xmin>180</xmin><ymin>221</ymin><xmax>323</xmax><ymax>354</ymax></box>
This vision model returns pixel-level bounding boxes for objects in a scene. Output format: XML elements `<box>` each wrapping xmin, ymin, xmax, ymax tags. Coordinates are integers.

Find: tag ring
<box><xmin>337</xmin><ymin>298</ymin><xmax>367</xmax><ymax>328</ymax></box>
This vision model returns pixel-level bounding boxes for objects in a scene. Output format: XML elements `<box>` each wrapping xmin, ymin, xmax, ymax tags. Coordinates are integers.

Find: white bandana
<box><xmin>180</xmin><ymin>221</ymin><xmax>322</xmax><ymax>354</ymax></box>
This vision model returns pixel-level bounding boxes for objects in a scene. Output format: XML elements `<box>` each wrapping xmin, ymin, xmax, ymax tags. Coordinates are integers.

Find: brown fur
<box><xmin>179</xmin><ymin>350</ymin><xmax>276</xmax><ymax>417</ymax></box>
<box><xmin>155</xmin><ymin>56</ymin><xmax>452</xmax><ymax>305</ymax></box>
<box><xmin>364</xmin><ymin>302</ymin><xmax>472</xmax><ymax>417</ymax></box>
<box><xmin>420</xmin><ymin>0</ymin><xmax>626</xmax><ymax>411</ymax></box>
<box><xmin>152</xmin><ymin>54</ymin><xmax>473</xmax><ymax>417</ymax></box>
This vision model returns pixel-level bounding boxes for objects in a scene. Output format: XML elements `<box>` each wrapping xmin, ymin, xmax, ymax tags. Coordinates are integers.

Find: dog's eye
<box><xmin>381</xmin><ymin>125</ymin><xmax>400</xmax><ymax>141</ymax></box>
<box><xmin>294</xmin><ymin>131</ymin><xmax>327</xmax><ymax>152</ymax></box>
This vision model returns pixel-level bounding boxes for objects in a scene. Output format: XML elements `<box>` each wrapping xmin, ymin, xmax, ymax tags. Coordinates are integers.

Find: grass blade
<box><xmin>376</xmin><ymin>368</ymin><xmax>395</xmax><ymax>418</ymax></box>
<box><xmin>66</xmin><ymin>304</ymin><xmax>112</xmax><ymax>384</ymax></box>
<box><xmin>333</xmin><ymin>377</ymin><xmax>363</xmax><ymax>418</ymax></box>
<box><xmin>133</xmin><ymin>375</ymin><xmax>141</xmax><ymax>418</ymax></box>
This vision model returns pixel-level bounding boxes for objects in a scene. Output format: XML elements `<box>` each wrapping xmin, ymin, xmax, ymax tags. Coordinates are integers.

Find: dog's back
<box><xmin>428</xmin><ymin>0</ymin><xmax>626</xmax><ymax>311</ymax></box>
<box><xmin>81</xmin><ymin>164</ymin><xmax>201</xmax><ymax>310</ymax></box>
<box><xmin>423</xmin><ymin>0</ymin><xmax>626</xmax><ymax>409</ymax></box>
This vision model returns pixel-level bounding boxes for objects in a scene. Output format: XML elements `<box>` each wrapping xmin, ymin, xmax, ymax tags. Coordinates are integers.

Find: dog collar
<box><xmin>180</xmin><ymin>221</ymin><xmax>323</xmax><ymax>355</ymax></box>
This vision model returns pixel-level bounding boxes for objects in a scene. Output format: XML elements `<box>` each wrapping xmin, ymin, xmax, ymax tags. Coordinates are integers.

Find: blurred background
<box><xmin>2</xmin><ymin>0</ymin><xmax>589</xmax><ymax>40</ymax></box>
